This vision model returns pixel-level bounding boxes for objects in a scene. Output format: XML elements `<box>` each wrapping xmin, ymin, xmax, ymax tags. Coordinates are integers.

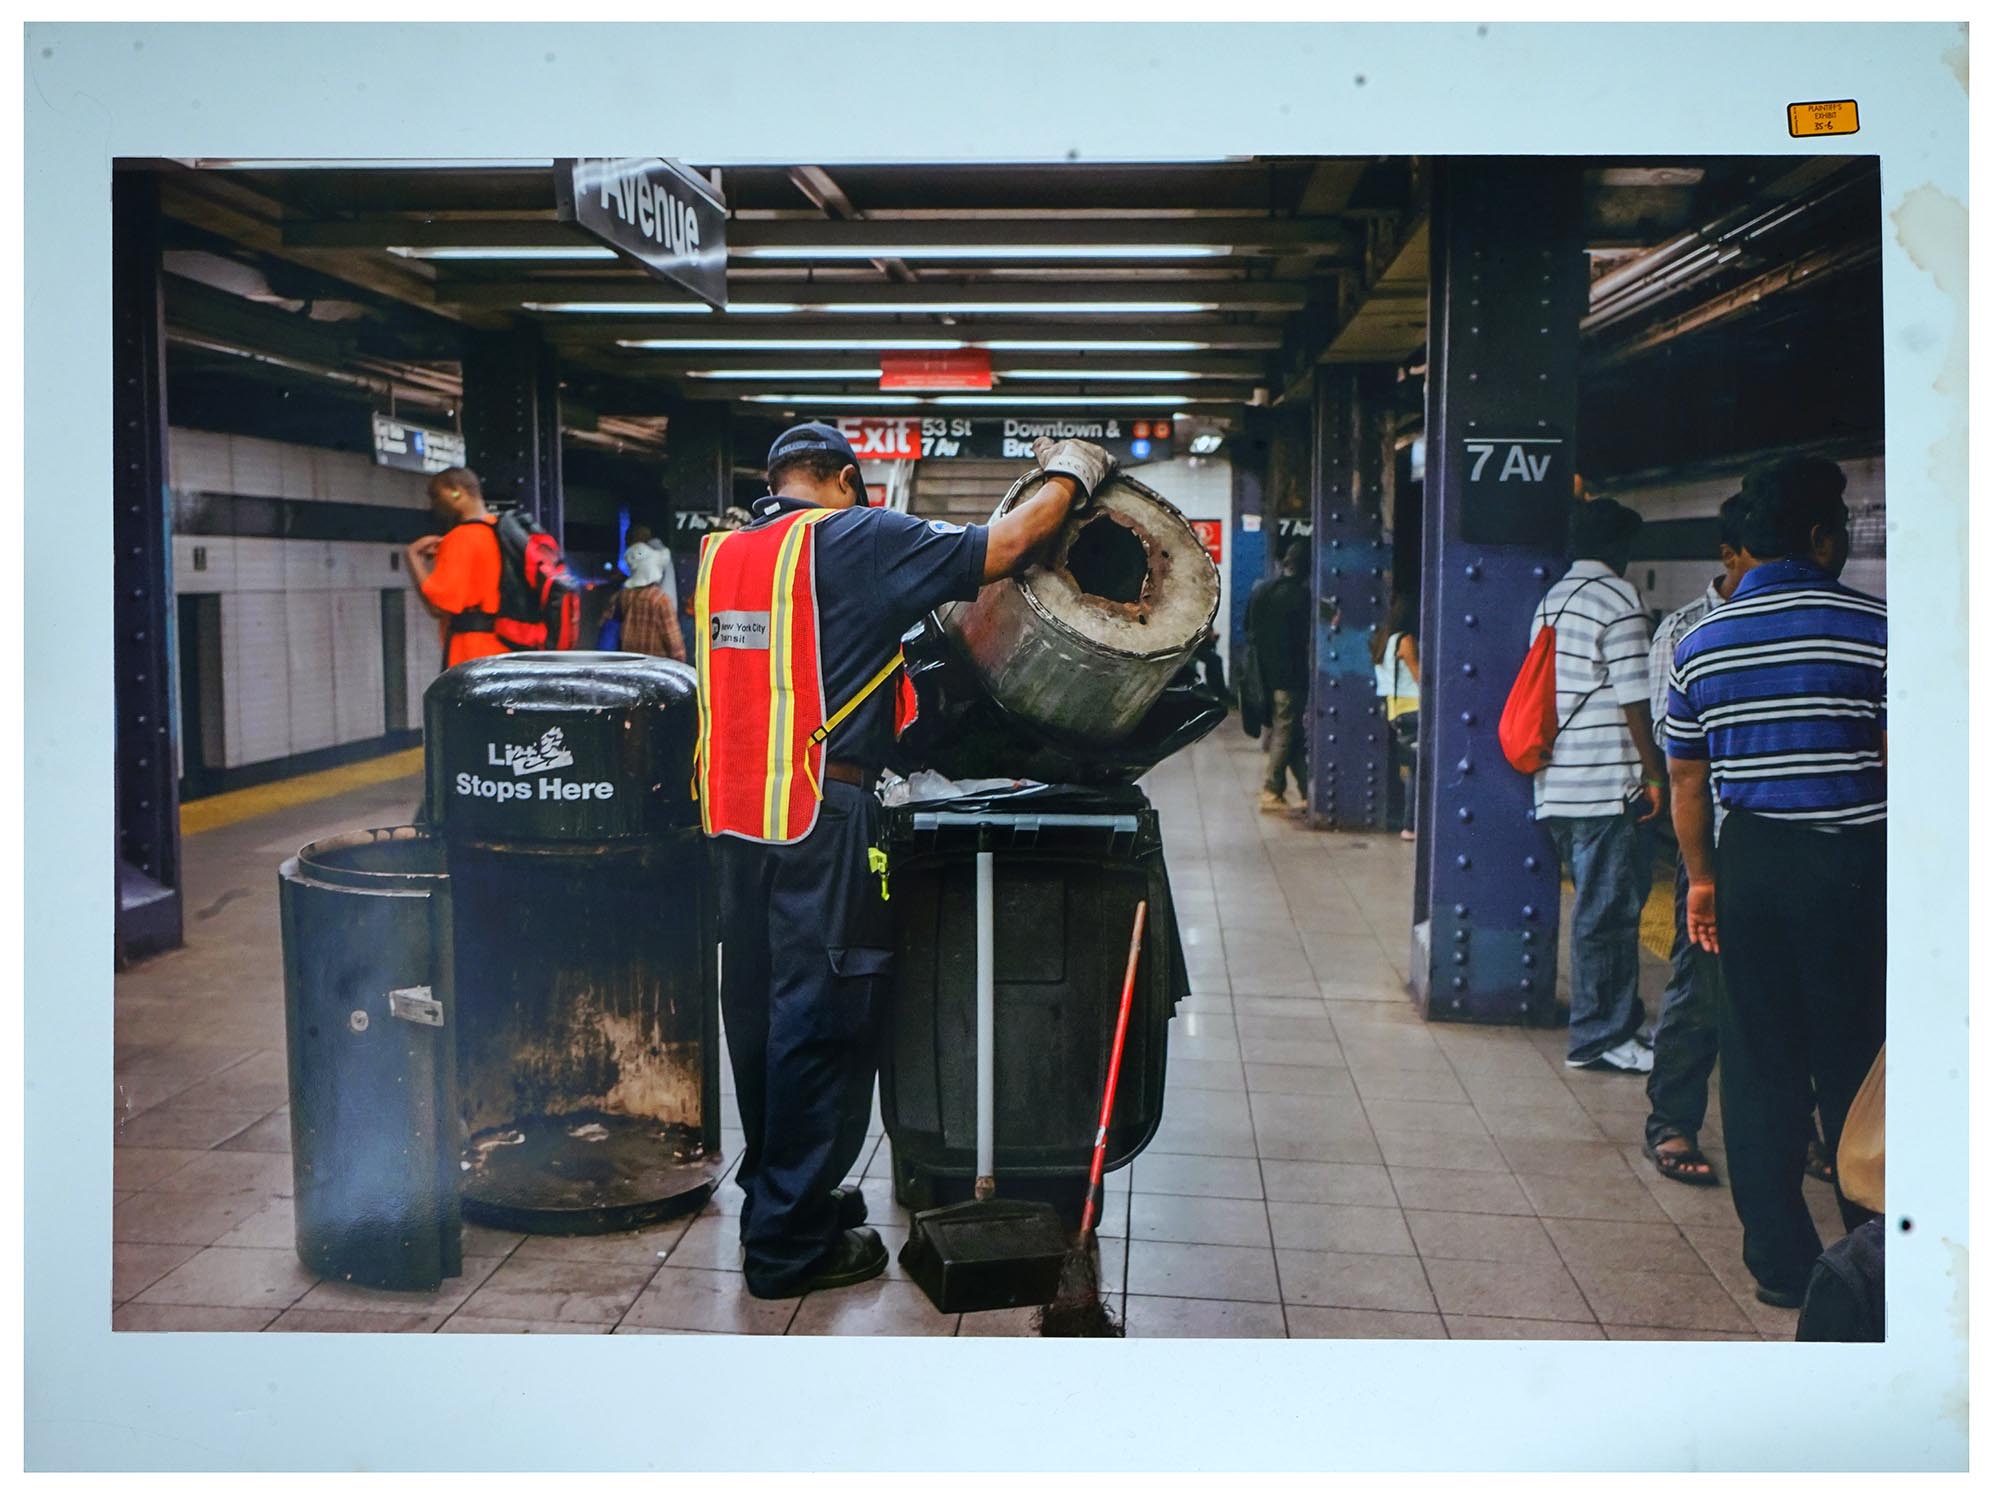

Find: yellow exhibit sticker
<box><xmin>1788</xmin><ymin>99</ymin><xmax>1860</xmax><ymax>137</ymax></box>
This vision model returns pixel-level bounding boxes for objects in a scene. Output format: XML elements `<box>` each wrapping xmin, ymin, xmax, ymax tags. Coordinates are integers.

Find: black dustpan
<box><xmin>901</xmin><ymin>848</ymin><xmax>1070</xmax><ymax>1314</ymax></box>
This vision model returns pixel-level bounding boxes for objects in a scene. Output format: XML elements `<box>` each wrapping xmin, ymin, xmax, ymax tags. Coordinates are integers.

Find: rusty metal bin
<box><xmin>424</xmin><ymin>651</ymin><xmax>723</xmax><ymax>1233</ymax></box>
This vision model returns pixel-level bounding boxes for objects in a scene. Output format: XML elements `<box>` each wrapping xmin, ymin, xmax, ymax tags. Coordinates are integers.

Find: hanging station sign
<box><xmin>835</xmin><ymin>415</ymin><xmax>1175</xmax><ymax>463</ymax></box>
<box><xmin>555</xmin><ymin>157</ymin><xmax>728</xmax><ymax>310</ymax></box>
<box><xmin>371</xmin><ymin>413</ymin><xmax>467</xmax><ymax>475</ymax></box>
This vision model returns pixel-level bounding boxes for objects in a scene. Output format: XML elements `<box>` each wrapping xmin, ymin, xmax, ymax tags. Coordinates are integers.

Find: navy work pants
<box><xmin>713</xmin><ymin>780</ymin><xmax>892</xmax><ymax>1285</ymax></box>
<box><xmin>1715</xmin><ymin>812</ymin><xmax>1886</xmax><ymax>1297</ymax></box>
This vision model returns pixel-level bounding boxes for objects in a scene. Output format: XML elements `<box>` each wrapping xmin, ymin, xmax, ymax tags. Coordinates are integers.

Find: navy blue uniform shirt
<box><xmin>742</xmin><ymin>496</ymin><xmax>989</xmax><ymax>769</ymax></box>
<box><xmin>1663</xmin><ymin>558</ymin><xmax>1887</xmax><ymax>828</ymax></box>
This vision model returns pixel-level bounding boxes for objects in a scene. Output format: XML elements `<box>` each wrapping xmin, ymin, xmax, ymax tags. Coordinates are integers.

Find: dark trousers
<box><xmin>1645</xmin><ymin>853</ymin><xmax>1722</xmax><ymax>1148</ymax></box>
<box><xmin>1263</xmin><ymin>688</ymin><xmax>1307</xmax><ymax>798</ymax></box>
<box><xmin>1390</xmin><ymin>709</ymin><xmax>1420</xmax><ymax>834</ymax></box>
<box><xmin>713</xmin><ymin>780</ymin><xmax>890</xmax><ymax>1283</ymax></box>
<box><xmin>1715</xmin><ymin>812</ymin><xmax>1886</xmax><ymax>1295</ymax></box>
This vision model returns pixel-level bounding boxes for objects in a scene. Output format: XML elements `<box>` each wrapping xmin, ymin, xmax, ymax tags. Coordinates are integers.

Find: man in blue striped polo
<box><xmin>1663</xmin><ymin>455</ymin><xmax>1887</xmax><ymax>1308</ymax></box>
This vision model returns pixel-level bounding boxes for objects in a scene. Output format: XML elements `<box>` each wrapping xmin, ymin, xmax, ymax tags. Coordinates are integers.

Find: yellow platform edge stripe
<box><xmin>180</xmin><ymin>747</ymin><xmax>425</xmax><ymax>836</ymax></box>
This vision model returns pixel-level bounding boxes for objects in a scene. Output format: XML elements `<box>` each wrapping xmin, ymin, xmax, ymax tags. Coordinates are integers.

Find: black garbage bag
<box><xmin>889</xmin><ymin>615</ymin><xmax>1227</xmax><ymax>787</ymax></box>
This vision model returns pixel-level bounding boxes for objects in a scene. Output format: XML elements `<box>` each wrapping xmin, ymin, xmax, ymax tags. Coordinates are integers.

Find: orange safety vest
<box><xmin>693</xmin><ymin>507</ymin><xmax>917</xmax><ymax>843</ymax></box>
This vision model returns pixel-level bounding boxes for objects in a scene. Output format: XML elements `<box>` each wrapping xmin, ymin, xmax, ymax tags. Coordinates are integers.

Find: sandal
<box><xmin>1804</xmin><ymin>1138</ymin><xmax>1837</xmax><ymax>1185</ymax></box>
<box><xmin>1645</xmin><ymin>1137</ymin><xmax>1719</xmax><ymax>1187</ymax></box>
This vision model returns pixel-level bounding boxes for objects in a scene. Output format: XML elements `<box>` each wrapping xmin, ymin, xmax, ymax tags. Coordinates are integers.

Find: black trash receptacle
<box><xmin>879</xmin><ymin>787</ymin><xmax>1190</xmax><ymax>1217</ymax></box>
<box><xmin>279</xmin><ymin>826</ymin><xmax>460</xmax><ymax>1291</ymax></box>
<box><xmin>424</xmin><ymin>651</ymin><xmax>724</xmax><ymax>1233</ymax></box>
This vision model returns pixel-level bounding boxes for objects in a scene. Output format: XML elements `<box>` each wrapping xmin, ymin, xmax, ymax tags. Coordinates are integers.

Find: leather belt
<box><xmin>824</xmin><ymin>759</ymin><xmax>867</xmax><ymax>787</ymax></box>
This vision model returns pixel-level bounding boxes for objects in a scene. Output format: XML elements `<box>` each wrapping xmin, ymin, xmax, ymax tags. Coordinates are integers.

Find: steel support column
<box><xmin>1412</xmin><ymin>159</ymin><xmax>1585</xmax><ymax>1025</ymax></box>
<box><xmin>113</xmin><ymin>170</ymin><xmax>182</xmax><ymax>957</ymax></box>
<box><xmin>460</xmin><ymin>323</ymin><xmax>564</xmax><ymax>542</ymax></box>
<box><xmin>660</xmin><ymin>400</ymin><xmax>734</xmax><ymax>525</ymax></box>
<box><xmin>1306</xmin><ymin>367</ymin><xmax>1394</xmax><ymax>831</ymax></box>
<box><xmin>1223</xmin><ymin>419</ymin><xmax>1268</xmax><ymax>679</ymax></box>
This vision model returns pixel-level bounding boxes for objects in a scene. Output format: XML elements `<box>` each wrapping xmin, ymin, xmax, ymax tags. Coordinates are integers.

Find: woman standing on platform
<box><xmin>1372</xmin><ymin>592</ymin><xmax>1422</xmax><ymax>841</ymax></box>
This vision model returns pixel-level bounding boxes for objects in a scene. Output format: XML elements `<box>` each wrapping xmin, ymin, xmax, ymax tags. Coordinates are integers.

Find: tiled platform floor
<box><xmin>112</xmin><ymin>728</ymin><xmax>1845</xmax><ymax>1336</ymax></box>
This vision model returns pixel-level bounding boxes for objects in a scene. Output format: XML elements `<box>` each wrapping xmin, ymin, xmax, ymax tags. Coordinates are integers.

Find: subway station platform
<box><xmin>112</xmin><ymin>727</ymin><xmax>1845</xmax><ymax>1338</ymax></box>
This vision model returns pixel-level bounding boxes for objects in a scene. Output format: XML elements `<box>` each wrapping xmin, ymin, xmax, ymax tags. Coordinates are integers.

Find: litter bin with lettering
<box><xmin>424</xmin><ymin>651</ymin><xmax>723</xmax><ymax>1233</ymax></box>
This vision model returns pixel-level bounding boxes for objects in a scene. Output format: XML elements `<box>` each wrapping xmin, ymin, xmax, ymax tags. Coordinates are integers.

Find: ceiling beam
<box><xmin>543</xmin><ymin>319</ymin><xmax>1287</xmax><ymax>349</ymax></box>
<box><xmin>648</xmin><ymin>350</ymin><xmax>1269</xmax><ymax>378</ymax></box>
<box><xmin>283</xmin><ymin>215</ymin><xmax>1362</xmax><ymax>255</ymax></box>
<box><xmin>443</xmin><ymin>278</ymin><xmax>1314</xmax><ymax>312</ymax></box>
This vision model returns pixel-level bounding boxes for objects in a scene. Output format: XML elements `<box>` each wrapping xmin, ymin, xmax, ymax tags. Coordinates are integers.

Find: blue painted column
<box><xmin>1412</xmin><ymin>160</ymin><xmax>1585</xmax><ymax>1025</ymax></box>
<box><xmin>1306</xmin><ymin>367</ymin><xmax>1395</xmax><ymax>831</ymax></box>
<box><xmin>1224</xmin><ymin>432</ymin><xmax>1266</xmax><ymax>681</ymax></box>
<box><xmin>461</xmin><ymin>322</ymin><xmax>566</xmax><ymax>544</ymax></box>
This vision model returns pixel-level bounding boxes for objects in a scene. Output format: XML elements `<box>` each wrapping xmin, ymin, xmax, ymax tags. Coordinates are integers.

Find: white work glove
<box><xmin>1033</xmin><ymin>436</ymin><xmax>1117</xmax><ymax>507</ymax></box>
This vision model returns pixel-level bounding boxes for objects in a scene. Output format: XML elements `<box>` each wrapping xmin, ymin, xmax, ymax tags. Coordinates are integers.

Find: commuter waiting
<box><xmin>1531</xmin><ymin>498</ymin><xmax>1668</xmax><ymax>1074</ymax></box>
<box><xmin>406</xmin><ymin>467</ymin><xmax>507</xmax><ymax>667</ymax></box>
<box><xmin>1639</xmin><ymin>492</ymin><xmax>1752</xmax><ymax>1183</ymax></box>
<box><xmin>609</xmin><ymin>534</ymin><xmax>687</xmax><ymax>661</ymax></box>
<box><xmin>1663</xmin><ymin>454</ymin><xmax>1887</xmax><ymax>1308</ymax></box>
<box><xmin>1371</xmin><ymin>591</ymin><xmax>1421</xmax><ymax>841</ymax></box>
<box><xmin>1246</xmin><ymin>539</ymin><xmax>1312</xmax><ymax>815</ymax></box>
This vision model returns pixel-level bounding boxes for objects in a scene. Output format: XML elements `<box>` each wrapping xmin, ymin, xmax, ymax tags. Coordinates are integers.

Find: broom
<box><xmin>1038</xmin><ymin>898</ymin><xmax>1148</xmax><ymax>1338</ymax></box>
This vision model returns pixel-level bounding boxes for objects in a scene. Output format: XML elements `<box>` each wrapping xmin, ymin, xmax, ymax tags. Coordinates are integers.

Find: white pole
<box><xmin>974</xmin><ymin>849</ymin><xmax>996</xmax><ymax>1200</ymax></box>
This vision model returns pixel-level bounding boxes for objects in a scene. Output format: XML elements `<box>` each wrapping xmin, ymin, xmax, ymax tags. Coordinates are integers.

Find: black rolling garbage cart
<box><xmin>878</xmin><ymin>785</ymin><xmax>1190</xmax><ymax>1224</ymax></box>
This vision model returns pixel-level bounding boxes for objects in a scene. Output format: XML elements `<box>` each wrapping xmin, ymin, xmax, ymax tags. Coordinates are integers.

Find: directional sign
<box><xmin>836</xmin><ymin>415</ymin><xmax>1173</xmax><ymax>463</ymax></box>
<box><xmin>372</xmin><ymin>413</ymin><xmax>466</xmax><ymax>475</ymax></box>
<box><xmin>555</xmin><ymin>158</ymin><xmax>727</xmax><ymax>309</ymax></box>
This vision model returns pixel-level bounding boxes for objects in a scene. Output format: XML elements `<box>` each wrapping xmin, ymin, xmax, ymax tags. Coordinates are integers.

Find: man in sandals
<box><xmin>1640</xmin><ymin>494</ymin><xmax>1751</xmax><ymax>1186</ymax></box>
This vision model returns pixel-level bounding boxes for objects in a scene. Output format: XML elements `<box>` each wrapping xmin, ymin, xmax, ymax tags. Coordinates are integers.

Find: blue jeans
<box><xmin>1543</xmin><ymin>808</ymin><xmax>1649</xmax><ymax>1064</ymax></box>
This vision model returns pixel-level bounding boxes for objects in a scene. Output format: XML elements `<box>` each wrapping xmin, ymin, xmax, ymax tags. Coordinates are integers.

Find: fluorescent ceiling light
<box><xmin>932</xmin><ymin>395</ymin><xmax>1187</xmax><ymax>407</ymax></box>
<box><xmin>1189</xmin><ymin>433</ymin><xmax>1225</xmax><ymax>455</ymax></box>
<box><xmin>996</xmin><ymin>369</ymin><xmax>1208</xmax><ymax>381</ymax></box>
<box><xmin>686</xmin><ymin>369</ymin><xmax>883</xmax><ymax>380</ymax></box>
<box><xmin>389</xmin><ymin>245</ymin><xmax>616</xmax><ymax>262</ymax></box>
<box><xmin>980</xmin><ymin>339</ymin><xmax>1212</xmax><ymax>352</ymax></box>
<box><xmin>736</xmin><ymin>245</ymin><xmax>1228</xmax><ymax>261</ymax></box>
<box><xmin>524</xmin><ymin>302</ymin><xmax>802</xmax><ymax>315</ymax></box>
<box><xmin>744</xmin><ymin>393</ymin><xmax>1237</xmax><ymax>409</ymax></box>
<box><xmin>533</xmin><ymin>299</ymin><xmax>1217</xmax><ymax>317</ymax></box>
<box><xmin>619</xmin><ymin>337</ymin><xmax>967</xmax><ymax>351</ymax></box>
<box><xmin>193</xmin><ymin>158</ymin><xmax>555</xmax><ymax>170</ymax></box>
<box><xmin>745</xmin><ymin>394</ymin><xmax>924</xmax><ymax>406</ymax></box>
<box><xmin>813</xmin><ymin>300</ymin><xmax>1218</xmax><ymax>316</ymax></box>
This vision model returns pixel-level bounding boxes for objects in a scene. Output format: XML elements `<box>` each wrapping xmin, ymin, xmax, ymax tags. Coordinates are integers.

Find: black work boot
<box><xmin>829</xmin><ymin>1185</ymin><xmax>869</xmax><ymax>1231</ymax></box>
<box><xmin>745</xmin><ymin>1227</ymin><xmax>889</xmax><ymax>1300</ymax></box>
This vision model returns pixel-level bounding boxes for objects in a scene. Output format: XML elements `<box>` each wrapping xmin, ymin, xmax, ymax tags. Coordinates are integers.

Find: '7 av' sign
<box><xmin>1462</xmin><ymin>435</ymin><xmax>1563</xmax><ymax>483</ymax></box>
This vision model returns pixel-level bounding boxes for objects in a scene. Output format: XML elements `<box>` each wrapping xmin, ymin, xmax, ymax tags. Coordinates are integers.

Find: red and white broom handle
<box><xmin>1080</xmin><ymin>899</ymin><xmax>1148</xmax><ymax>1238</ymax></box>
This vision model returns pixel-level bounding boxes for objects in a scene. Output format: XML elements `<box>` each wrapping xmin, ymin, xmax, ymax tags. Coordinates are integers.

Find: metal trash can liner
<box><xmin>425</xmin><ymin>651</ymin><xmax>724</xmax><ymax>1234</ymax></box>
<box><xmin>279</xmin><ymin>825</ymin><xmax>460</xmax><ymax>1291</ymax></box>
<box><xmin>938</xmin><ymin>469</ymin><xmax>1220</xmax><ymax>746</ymax></box>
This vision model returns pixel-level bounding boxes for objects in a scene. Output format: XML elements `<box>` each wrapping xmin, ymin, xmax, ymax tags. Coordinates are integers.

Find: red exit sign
<box><xmin>837</xmin><ymin>416</ymin><xmax>924</xmax><ymax>461</ymax></box>
<box><xmin>881</xmin><ymin>349</ymin><xmax>992</xmax><ymax>391</ymax></box>
<box><xmin>1189</xmin><ymin>519</ymin><xmax>1223</xmax><ymax>565</ymax></box>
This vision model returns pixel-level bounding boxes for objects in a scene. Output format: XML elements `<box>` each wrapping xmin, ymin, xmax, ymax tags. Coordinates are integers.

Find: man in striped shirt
<box><xmin>1663</xmin><ymin>455</ymin><xmax>1886</xmax><ymax>1308</ymax></box>
<box><xmin>1532</xmin><ymin>498</ymin><xmax>1670</xmax><ymax>1073</ymax></box>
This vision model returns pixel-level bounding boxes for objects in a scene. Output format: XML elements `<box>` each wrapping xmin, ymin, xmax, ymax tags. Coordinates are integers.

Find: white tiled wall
<box><xmin>171</xmin><ymin>427</ymin><xmax>439</xmax><ymax>774</ymax></box>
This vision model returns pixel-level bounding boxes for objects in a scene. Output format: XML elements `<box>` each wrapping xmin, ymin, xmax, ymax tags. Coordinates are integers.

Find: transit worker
<box><xmin>406</xmin><ymin>467</ymin><xmax>506</xmax><ymax>667</ymax></box>
<box><xmin>1247</xmin><ymin>538</ymin><xmax>1312</xmax><ymax>815</ymax></box>
<box><xmin>1663</xmin><ymin>454</ymin><xmax>1886</xmax><ymax>1309</ymax></box>
<box><xmin>697</xmin><ymin>422</ymin><xmax>1117</xmax><ymax>1299</ymax></box>
<box><xmin>1531</xmin><ymin>497</ymin><xmax>1668</xmax><ymax>1074</ymax></box>
<box><xmin>1638</xmin><ymin>492</ymin><xmax>1751</xmax><ymax>1185</ymax></box>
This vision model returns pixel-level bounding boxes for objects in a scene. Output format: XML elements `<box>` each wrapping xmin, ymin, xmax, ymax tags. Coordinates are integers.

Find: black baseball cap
<box><xmin>767</xmin><ymin>422</ymin><xmax>867</xmax><ymax>505</ymax></box>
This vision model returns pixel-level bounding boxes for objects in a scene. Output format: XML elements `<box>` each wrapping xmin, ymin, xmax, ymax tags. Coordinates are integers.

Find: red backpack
<box><xmin>451</xmin><ymin>511</ymin><xmax>584</xmax><ymax>651</ymax></box>
<box><xmin>1498</xmin><ymin>578</ymin><xmax>1617</xmax><ymax>773</ymax></box>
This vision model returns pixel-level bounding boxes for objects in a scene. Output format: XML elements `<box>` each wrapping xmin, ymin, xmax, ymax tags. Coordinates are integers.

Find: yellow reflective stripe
<box><xmin>808</xmin><ymin>648</ymin><xmax>906</xmax><ymax>747</ymax></box>
<box><xmin>691</xmin><ymin>532</ymin><xmax>719</xmax><ymax>835</ymax></box>
<box><xmin>764</xmin><ymin>518</ymin><xmax>805</xmax><ymax>839</ymax></box>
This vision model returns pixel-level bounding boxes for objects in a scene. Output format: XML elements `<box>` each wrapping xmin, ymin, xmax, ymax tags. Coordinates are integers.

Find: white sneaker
<box><xmin>1567</xmin><ymin>1038</ymin><xmax>1655</xmax><ymax>1074</ymax></box>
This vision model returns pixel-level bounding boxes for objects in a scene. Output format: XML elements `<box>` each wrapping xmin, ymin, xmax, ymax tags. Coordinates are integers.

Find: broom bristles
<box><xmin>1036</xmin><ymin>1232</ymin><xmax>1123</xmax><ymax>1337</ymax></box>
